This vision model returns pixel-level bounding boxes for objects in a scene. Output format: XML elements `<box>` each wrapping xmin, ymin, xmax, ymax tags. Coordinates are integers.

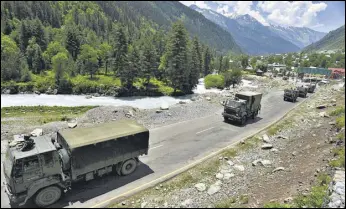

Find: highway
<box><xmin>1</xmin><ymin>90</ymin><xmax>307</xmax><ymax>208</ymax></box>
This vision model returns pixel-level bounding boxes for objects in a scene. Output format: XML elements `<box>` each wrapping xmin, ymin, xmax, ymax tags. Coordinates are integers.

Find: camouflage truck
<box><xmin>284</xmin><ymin>89</ymin><xmax>298</xmax><ymax>102</ymax></box>
<box><xmin>222</xmin><ymin>91</ymin><xmax>262</xmax><ymax>125</ymax></box>
<box><xmin>3</xmin><ymin>120</ymin><xmax>149</xmax><ymax>207</ymax></box>
<box><xmin>306</xmin><ymin>83</ymin><xmax>316</xmax><ymax>93</ymax></box>
<box><xmin>297</xmin><ymin>86</ymin><xmax>308</xmax><ymax>98</ymax></box>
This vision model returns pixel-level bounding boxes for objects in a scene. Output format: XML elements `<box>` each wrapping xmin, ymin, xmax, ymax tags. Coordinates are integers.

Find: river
<box><xmin>1</xmin><ymin>78</ymin><xmax>225</xmax><ymax>109</ymax></box>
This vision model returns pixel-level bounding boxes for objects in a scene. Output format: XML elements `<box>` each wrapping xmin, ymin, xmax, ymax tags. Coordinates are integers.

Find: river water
<box><xmin>1</xmin><ymin>78</ymin><xmax>225</xmax><ymax>109</ymax></box>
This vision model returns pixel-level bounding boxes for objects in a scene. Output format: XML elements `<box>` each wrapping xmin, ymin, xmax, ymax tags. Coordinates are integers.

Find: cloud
<box><xmin>257</xmin><ymin>1</ymin><xmax>327</xmax><ymax>27</ymax></box>
<box><xmin>213</xmin><ymin>1</ymin><xmax>269</xmax><ymax>25</ymax></box>
<box><xmin>180</xmin><ymin>1</ymin><xmax>211</xmax><ymax>9</ymax></box>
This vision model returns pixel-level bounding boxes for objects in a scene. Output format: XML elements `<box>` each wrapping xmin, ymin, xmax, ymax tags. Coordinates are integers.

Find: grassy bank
<box><xmin>1</xmin><ymin>106</ymin><xmax>96</xmax><ymax>125</ymax></box>
<box><xmin>1</xmin><ymin>71</ymin><xmax>182</xmax><ymax>96</ymax></box>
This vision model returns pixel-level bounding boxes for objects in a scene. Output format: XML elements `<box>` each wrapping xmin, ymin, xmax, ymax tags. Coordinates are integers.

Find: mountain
<box><xmin>190</xmin><ymin>5</ymin><xmax>300</xmax><ymax>55</ymax></box>
<box><xmin>268</xmin><ymin>25</ymin><xmax>326</xmax><ymax>48</ymax></box>
<box><xmin>303</xmin><ymin>25</ymin><xmax>345</xmax><ymax>53</ymax></box>
<box><xmin>96</xmin><ymin>1</ymin><xmax>242</xmax><ymax>54</ymax></box>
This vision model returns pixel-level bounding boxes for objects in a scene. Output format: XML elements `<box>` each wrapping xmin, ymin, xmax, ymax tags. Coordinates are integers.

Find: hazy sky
<box><xmin>180</xmin><ymin>1</ymin><xmax>345</xmax><ymax>33</ymax></box>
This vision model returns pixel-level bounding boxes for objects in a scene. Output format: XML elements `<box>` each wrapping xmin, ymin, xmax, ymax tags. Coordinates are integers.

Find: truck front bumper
<box><xmin>222</xmin><ymin>112</ymin><xmax>241</xmax><ymax>121</ymax></box>
<box><xmin>4</xmin><ymin>183</ymin><xmax>26</xmax><ymax>205</ymax></box>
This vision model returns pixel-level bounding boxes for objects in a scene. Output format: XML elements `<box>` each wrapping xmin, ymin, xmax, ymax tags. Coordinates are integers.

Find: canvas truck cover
<box><xmin>58</xmin><ymin>119</ymin><xmax>149</xmax><ymax>150</ymax></box>
<box><xmin>235</xmin><ymin>91</ymin><xmax>262</xmax><ymax>111</ymax></box>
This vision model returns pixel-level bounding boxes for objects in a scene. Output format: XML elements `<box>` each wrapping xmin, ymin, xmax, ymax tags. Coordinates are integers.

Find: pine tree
<box><xmin>111</xmin><ymin>26</ymin><xmax>128</xmax><ymax>76</ymax></box>
<box><xmin>203</xmin><ymin>47</ymin><xmax>212</xmax><ymax>76</ymax></box>
<box><xmin>165</xmin><ymin>21</ymin><xmax>189</xmax><ymax>93</ymax></box>
<box><xmin>188</xmin><ymin>36</ymin><xmax>201</xmax><ymax>92</ymax></box>
<box><xmin>26</xmin><ymin>37</ymin><xmax>45</xmax><ymax>74</ymax></box>
<box><xmin>65</xmin><ymin>24</ymin><xmax>81</xmax><ymax>61</ymax></box>
<box><xmin>121</xmin><ymin>45</ymin><xmax>140</xmax><ymax>93</ymax></box>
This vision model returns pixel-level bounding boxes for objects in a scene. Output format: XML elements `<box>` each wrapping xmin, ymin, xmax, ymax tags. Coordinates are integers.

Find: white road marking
<box><xmin>196</xmin><ymin>127</ymin><xmax>215</xmax><ymax>135</ymax></box>
<box><xmin>149</xmin><ymin>145</ymin><xmax>163</xmax><ymax>150</ymax></box>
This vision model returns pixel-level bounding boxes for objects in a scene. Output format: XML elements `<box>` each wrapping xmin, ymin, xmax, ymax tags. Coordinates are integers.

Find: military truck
<box><xmin>3</xmin><ymin>120</ymin><xmax>149</xmax><ymax>207</ymax></box>
<box><xmin>284</xmin><ymin>89</ymin><xmax>298</xmax><ymax>102</ymax></box>
<box><xmin>297</xmin><ymin>86</ymin><xmax>308</xmax><ymax>98</ymax></box>
<box><xmin>306</xmin><ymin>83</ymin><xmax>316</xmax><ymax>93</ymax></box>
<box><xmin>222</xmin><ymin>91</ymin><xmax>262</xmax><ymax>125</ymax></box>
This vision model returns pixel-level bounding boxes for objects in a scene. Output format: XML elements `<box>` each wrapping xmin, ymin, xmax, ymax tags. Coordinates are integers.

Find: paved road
<box><xmin>1</xmin><ymin>90</ymin><xmax>307</xmax><ymax>208</ymax></box>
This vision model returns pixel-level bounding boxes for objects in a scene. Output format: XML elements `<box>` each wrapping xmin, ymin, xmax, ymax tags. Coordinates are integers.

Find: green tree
<box><xmin>188</xmin><ymin>36</ymin><xmax>202</xmax><ymax>92</ymax></box>
<box><xmin>78</xmin><ymin>44</ymin><xmax>99</xmax><ymax>79</ymax></box>
<box><xmin>42</xmin><ymin>41</ymin><xmax>68</xmax><ymax>69</ymax></box>
<box><xmin>224</xmin><ymin>69</ymin><xmax>243</xmax><ymax>88</ymax></box>
<box><xmin>52</xmin><ymin>52</ymin><xmax>68</xmax><ymax>86</ymax></box>
<box><xmin>240</xmin><ymin>55</ymin><xmax>249</xmax><ymax>69</ymax></box>
<box><xmin>65</xmin><ymin>23</ymin><xmax>82</xmax><ymax>61</ymax></box>
<box><xmin>98</xmin><ymin>42</ymin><xmax>112</xmax><ymax>75</ymax></box>
<box><xmin>122</xmin><ymin>45</ymin><xmax>140</xmax><ymax>92</ymax></box>
<box><xmin>165</xmin><ymin>21</ymin><xmax>189</xmax><ymax>93</ymax></box>
<box><xmin>140</xmin><ymin>41</ymin><xmax>157</xmax><ymax>89</ymax></box>
<box><xmin>1</xmin><ymin>33</ymin><xmax>23</xmax><ymax>81</ymax></box>
<box><xmin>26</xmin><ymin>37</ymin><xmax>45</xmax><ymax>74</ymax></box>
<box><xmin>250</xmin><ymin>57</ymin><xmax>257</xmax><ymax>69</ymax></box>
<box><xmin>111</xmin><ymin>26</ymin><xmax>128</xmax><ymax>76</ymax></box>
<box><xmin>203</xmin><ymin>47</ymin><xmax>212</xmax><ymax>76</ymax></box>
<box><xmin>256</xmin><ymin>60</ymin><xmax>268</xmax><ymax>72</ymax></box>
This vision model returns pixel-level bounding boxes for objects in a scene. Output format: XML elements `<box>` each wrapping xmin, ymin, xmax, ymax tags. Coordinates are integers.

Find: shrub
<box><xmin>204</xmin><ymin>74</ymin><xmax>224</xmax><ymax>89</ymax></box>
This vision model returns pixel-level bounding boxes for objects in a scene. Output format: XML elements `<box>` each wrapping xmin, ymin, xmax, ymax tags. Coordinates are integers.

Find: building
<box><xmin>328</xmin><ymin>68</ymin><xmax>345</xmax><ymax>79</ymax></box>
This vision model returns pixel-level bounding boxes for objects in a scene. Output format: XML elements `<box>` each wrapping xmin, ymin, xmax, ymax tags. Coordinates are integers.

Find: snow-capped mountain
<box><xmin>190</xmin><ymin>5</ymin><xmax>301</xmax><ymax>55</ymax></box>
<box><xmin>268</xmin><ymin>25</ymin><xmax>326</xmax><ymax>48</ymax></box>
<box><xmin>190</xmin><ymin>4</ymin><xmax>326</xmax><ymax>55</ymax></box>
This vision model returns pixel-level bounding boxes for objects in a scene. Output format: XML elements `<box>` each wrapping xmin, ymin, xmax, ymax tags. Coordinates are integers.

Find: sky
<box><xmin>179</xmin><ymin>1</ymin><xmax>345</xmax><ymax>33</ymax></box>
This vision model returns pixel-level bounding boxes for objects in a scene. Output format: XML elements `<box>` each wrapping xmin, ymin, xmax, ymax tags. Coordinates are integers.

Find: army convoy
<box><xmin>3</xmin><ymin>120</ymin><xmax>149</xmax><ymax>207</ymax></box>
<box><xmin>222</xmin><ymin>91</ymin><xmax>262</xmax><ymax>125</ymax></box>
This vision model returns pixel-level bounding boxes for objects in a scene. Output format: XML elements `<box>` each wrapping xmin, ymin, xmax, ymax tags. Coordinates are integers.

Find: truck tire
<box><xmin>121</xmin><ymin>159</ymin><xmax>137</xmax><ymax>176</ymax></box>
<box><xmin>240</xmin><ymin>116</ymin><xmax>246</xmax><ymax>125</ymax></box>
<box><xmin>284</xmin><ymin>97</ymin><xmax>286</xmax><ymax>101</ymax></box>
<box><xmin>224</xmin><ymin>116</ymin><xmax>228</xmax><ymax>122</ymax></box>
<box><xmin>34</xmin><ymin>185</ymin><xmax>62</xmax><ymax>208</ymax></box>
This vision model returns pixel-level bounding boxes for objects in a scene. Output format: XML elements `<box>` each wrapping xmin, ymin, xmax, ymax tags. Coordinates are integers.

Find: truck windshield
<box><xmin>226</xmin><ymin>100</ymin><xmax>242</xmax><ymax>108</ymax></box>
<box><xmin>3</xmin><ymin>149</ymin><xmax>13</xmax><ymax>178</ymax></box>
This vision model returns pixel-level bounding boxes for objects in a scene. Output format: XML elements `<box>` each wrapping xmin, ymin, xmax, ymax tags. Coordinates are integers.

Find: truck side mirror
<box><xmin>221</xmin><ymin>101</ymin><xmax>225</xmax><ymax>106</ymax></box>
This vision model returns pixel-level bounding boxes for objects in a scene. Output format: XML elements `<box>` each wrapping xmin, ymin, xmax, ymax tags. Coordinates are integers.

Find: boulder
<box><xmin>319</xmin><ymin>112</ymin><xmax>329</xmax><ymax>118</ymax></box>
<box><xmin>216</xmin><ymin>173</ymin><xmax>224</xmax><ymax>180</ymax></box>
<box><xmin>53</xmin><ymin>89</ymin><xmax>58</xmax><ymax>95</ymax></box>
<box><xmin>233</xmin><ymin>164</ymin><xmax>245</xmax><ymax>172</ymax></box>
<box><xmin>160</xmin><ymin>103</ymin><xmax>169</xmax><ymax>110</ymax></box>
<box><xmin>31</xmin><ymin>128</ymin><xmax>43</xmax><ymax>137</ymax></box>
<box><xmin>252</xmin><ymin>159</ymin><xmax>262</xmax><ymax>166</ymax></box>
<box><xmin>34</xmin><ymin>90</ymin><xmax>41</xmax><ymax>95</ymax></box>
<box><xmin>262</xmin><ymin>134</ymin><xmax>270</xmax><ymax>143</ymax></box>
<box><xmin>277</xmin><ymin>135</ymin><xmax>288</xmax><ymax>139</ymax></box>
<box><xmin>85</xmin><ymin>95</ymin><xmax>92</xmax><ymax>99</ymax></box>
<box><xmin>206</xmin><ymin>97</ymin><xmax>211</xmax><ymax>101</ymax></box>
<box><xmin>141</xmin><ymin>202</ymin><xmax>148</xmax><ymax>208</ymax></box>
<box><xmin>261</xmin><ymin>143</ymin><xmax>273</xmax><ymax>149</ymax></box>
<box><xmin>272</xmin><ymin>167</ymin><xmax>285</xmax><ymax>173</ymax></box>
<box><xmin>94</xmin><ymin>93</ymin><xmax>100</xmax><ymax>97</ymax></box>
<box><xmin>156</xmin><ymin>110</ymin><xmax>163</xmax><ymax>113</ymax></box>
<box><xmin>227</xmin><ymin>160</ymin><xmax>234</xmax><ymax>166</ymax></box>
<box><xmin>179</xmin><ymin>100</ymin><xmax>187</xmax><ymax>104</ymax></box>
<box><xmin>223</xmin><ymin>173</ymin><xmax>234</xmax><ymax>180</ymax></box>
<box><xmin>271</xmin><ymin>148</ymin><xmax>279</xmax><ymax>153</ymax></box>
<box><xmin>125</xmin><ymin>110</ymin><xmax>134</xmax><ymax>118</ymax></box>
<box><xmin>207</xmin><ymin>185</ymin><xmax>221</xmax><ymax>195</ymax></box>
<box><xmin>195</xmin><ymin>183</ymin><xmax>206</xmax><ymax>192</ymax></box>
<box><xmin>68</xmin><ymin>122</ymin><xmax>77</xmax><ymax>128</ymax></box>
<box><xmin>259</xmin><ymin>160</ymin><xmax>272</xmax><ymax>167</ymax></box>
<box><xmin>181</xmin><ymin>199</ymin><xmax>192</xmax><ymax>207</ymax></box>
<box><xmin>316</xmin><ymin>104</ymin><xmax>327</xmax><ymax>109</ymax></box>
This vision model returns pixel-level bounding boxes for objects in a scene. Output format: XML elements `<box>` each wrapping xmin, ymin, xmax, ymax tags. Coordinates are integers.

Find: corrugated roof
<box><xmin>58</xmin><ymin>120</ymin><xmax>148</xmax><ymax>149</ymax></box>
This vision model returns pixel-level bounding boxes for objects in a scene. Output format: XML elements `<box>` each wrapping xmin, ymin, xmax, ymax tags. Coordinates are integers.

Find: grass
<box><xmin>336</xmin><ymin>115</ymin><xmax>345</xmax><ymax>129</ymax></box>
<box><xmin>239</xmin><ymin>194</ymin><xmax>249</xmax><ymax>204</ymax></box>
<box><xmin>293</xmin><ymin>173</ymin><xmax>331</xmax><ymax>208</ymax></box>
<box><xmin>204</xmin><ymin>74</ymin><xmax>225</xmax><ymax>89</ymax></box>
<box><xmin>329</xmin><ymin>106</ymin><xmax>345</xmax><ymax>116</ymax></box>
<box><xmin>329</xmin><ymin>147</ymin><xmax>345</xmax><ymax>168</ymax></box>
<box><xmin>1</xmin><ymin>106</ymin><xmax>96</xmax><ymax>124</ymax></box>
<box><xmin>214</xmin><ymin>197</ymin><xmax>237</xmax><ymax>208</ymax></box>
<box><xmin>267</xmin><ymin>120</ymin><xmax>292</xmax><ymax>136</ymax></box>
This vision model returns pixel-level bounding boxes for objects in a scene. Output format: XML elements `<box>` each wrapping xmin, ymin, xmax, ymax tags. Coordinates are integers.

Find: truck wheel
<box><xmin>241</xmin><ymin>116</ymin><xmax>246</xmax><ymax>125</ymax></box>
<box><xmin>121</xmin><ymin>159</ymin><xmax>137</xmax><ymax>176</ymax></box>
<box><xmin>34</xmin><ymin>186</ymin><xmax>61</xmax><ymax>208</ymax></box>
<box><xmin>223</xmin><ymin>116</ymin><xmax>228</xmax><ymax>122</ymax></box>
<box><xmin>284</xmin><ymin>97</ymin><xmax>286</xmax><ymax>101</ymax></box>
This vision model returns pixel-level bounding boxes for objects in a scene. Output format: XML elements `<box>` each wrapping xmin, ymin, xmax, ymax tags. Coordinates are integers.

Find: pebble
<box><xmin>195</xmin><ymin>183</ymin><xmax>207</xmax><ymax>192</ymax></box>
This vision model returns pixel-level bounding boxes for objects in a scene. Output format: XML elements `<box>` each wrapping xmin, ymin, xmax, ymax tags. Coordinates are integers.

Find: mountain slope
<box><xmin>303</xmin><ymin>25</ymin><xmax>345</xmax><ymax>53</ymax></box>
<box><xmin>191</xmin><ymin>5</ymin><xmax>300</xmax><ymax>55</ymax></box>
<box><xmin>268</xmin><ymin>25</ymin><xmax>326</xmax><ymax>48</ymax></box>
<box><xmin>96</xmin><ymin>1</ymin><xmax>242</xmax><ymax>54</ymax></box>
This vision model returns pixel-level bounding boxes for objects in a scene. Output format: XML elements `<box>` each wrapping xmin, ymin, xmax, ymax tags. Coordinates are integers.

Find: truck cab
<box><xmin>3</xmin><ymin>135</ymin><xmax>67</xmax><ymax>207</ymax></box>
<box><xmin>222</xmin><ymin>91</ymin><xmax>262</xmax><ymax>125</ymax></box>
